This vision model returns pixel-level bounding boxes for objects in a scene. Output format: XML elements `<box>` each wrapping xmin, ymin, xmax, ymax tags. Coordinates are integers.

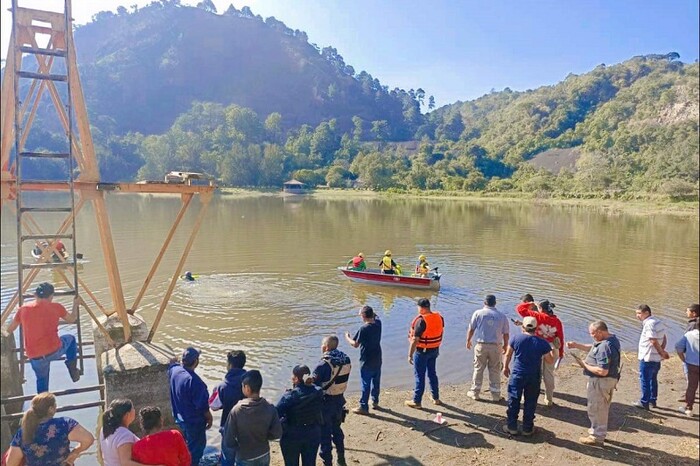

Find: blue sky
<box><xmin>1</xmin><ymin>0</ymin><xmax>698</xmax><ymax>105</ymax></box>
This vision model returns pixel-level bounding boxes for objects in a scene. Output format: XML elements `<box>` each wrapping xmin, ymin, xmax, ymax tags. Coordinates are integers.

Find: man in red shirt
<box><xmin>132</xmin><ymin>406</ymin><xmax>191</xmax><ymax>466</ymax></box>
<box><xmin>3</xmin><ymin>282</ymin><xmax>80</xmax><ymax>393</ymax></box>
<box><xmin>515</xmin><ymin>295</ymin><xmax>565</xmax><ymax>407</ymax></box>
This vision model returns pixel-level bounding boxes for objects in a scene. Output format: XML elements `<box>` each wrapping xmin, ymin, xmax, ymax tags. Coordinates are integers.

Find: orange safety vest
<box><xmin>408</xmin><ymin>312</ymin><xmax>444</xmax><ymax>349</ymax></box>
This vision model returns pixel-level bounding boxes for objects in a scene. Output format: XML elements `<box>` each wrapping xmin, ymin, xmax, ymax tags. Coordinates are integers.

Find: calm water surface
<box><xmin>1</xmin><ymin>194</ymin><xmax>698</xmax><ymax>458</ymax></box>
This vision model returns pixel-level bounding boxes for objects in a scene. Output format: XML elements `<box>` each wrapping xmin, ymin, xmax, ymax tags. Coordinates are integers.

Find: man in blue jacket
<box><xmin>210</xmin><ymin>350</ymin><xmax>247</xmax><ymax>466</ymax></box>
<box><xmin>168</xmin><ymin>346</ymin><xmax>213</xmax><ymax>466</ymax></box>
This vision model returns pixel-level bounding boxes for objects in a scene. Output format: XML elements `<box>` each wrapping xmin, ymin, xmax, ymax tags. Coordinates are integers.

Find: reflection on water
<box><xmin>1</xmin><ymin>194</ymin><xmax>698</xmax><ymax>415</ymax></box>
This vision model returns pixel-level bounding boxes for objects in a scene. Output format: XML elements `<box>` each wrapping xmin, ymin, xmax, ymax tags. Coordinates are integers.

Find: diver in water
<box><xmin>183</xmin><ymin>271</ymin><xmax>195</xmax><ymax>282</ymax></box>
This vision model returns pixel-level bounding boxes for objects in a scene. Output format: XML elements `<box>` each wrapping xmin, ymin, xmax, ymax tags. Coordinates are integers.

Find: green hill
<box><xmin>419</xmin><ymin>55</ymin><xmax>698</xmax><ymax>197</ymax></box>
<box><xmin>73</xmin><ymin>2</ymin><xmax>422</xmax><ymax>137</ymax></box>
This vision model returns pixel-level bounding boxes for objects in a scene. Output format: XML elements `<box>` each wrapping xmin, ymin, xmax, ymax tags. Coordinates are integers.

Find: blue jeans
<box><xmin>29</xmin><ymin>334</ymin><xmax>78</xmax><ymax>393</ymax></box>
<box><xmin>176</xmin><ymin>420</ymin><xmax>207</xmax><ymax>466</ymax></box>
<box><xmin>506</xmin><ymin>372</ymin><xmax>541</xmax><ymax>432</ymax></box>
<box><xmin>236</xmin><ymin>452</ymin><xmax>270</xmax><ymax>466</ymax></box>
<box><xmin>639</xmin><ymin>360</ymin><xmax>661</xmax><ymax>406</ymax></box>
<box><xmin>280</xmin><ymin>425</ymin><xmax>321</xmax><ymax>466</ymax></box>
<box><xmin>221</xmin><ymin>443</ymin><xmax>236</xmax><ymax>466</ymax></box>
<box><xmin>359</xmin><ymin>366</ymin><xmax>381</xmax><ymax>410</ymax></box>
<box><xmin>413</xmin><ymin>349</ymin><xmax>439</xmax><ymax>404</ymax></box>
<box><xmin>319</xmin><ymin>396</ymin><xmax>345</xmax><ymax>465</ymax></box>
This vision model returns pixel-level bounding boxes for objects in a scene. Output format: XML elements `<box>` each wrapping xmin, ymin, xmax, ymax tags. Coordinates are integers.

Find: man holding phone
<box><xmin>567</xmin><ymin>320</ymin><xmax>621</xmax><ymax>446</ymax></box>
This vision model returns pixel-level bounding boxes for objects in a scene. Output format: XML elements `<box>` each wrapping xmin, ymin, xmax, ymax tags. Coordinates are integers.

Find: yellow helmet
<box><xmin>419</xmin><ymin>255</ymin><xmax>426</xmax><ymax>261</ymax></box>
<box><xmin>384</xmin><ymin>250</ymin><xmax>392</xmax><ymax>256</ymax></box>
<box><xmin>358</xmin><ymin>252</ymin><xmax>364</xmax><ymax>258</ymax></box>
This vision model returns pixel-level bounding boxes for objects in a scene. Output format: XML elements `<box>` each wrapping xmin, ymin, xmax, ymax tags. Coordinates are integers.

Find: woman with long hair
<box><xmin>99</xmin><ymin>399</ymin><xmax>154</xmax><ymax>466</ymax></box>
<box><xmin>5</xmin><ymin>392</ymin><xmax>93</xmax><ymax>466</ymax></box>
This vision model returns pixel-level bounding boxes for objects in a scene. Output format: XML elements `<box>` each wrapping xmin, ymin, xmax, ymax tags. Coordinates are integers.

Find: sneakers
<box><xmin>467</xmin><ymin>390</ymin><xmax>480</xmax><ymax>401</ymax></box>
<box><xmin>66</xmin><ymin>360</ymin><xmax>81</xmax><ymax>383</ymax></box>
<box><xmin>404</xmin><ymin>400</ymin><xmax>422</xmax><ymax>409</ymax></box>
<box><xmin>544</xmin><ymin>399</ymin><xmax>554</xmax><ymax>407</ymax></box>
<box><xmin>632</xmin><ymin>401</ymin><xmax>649</xmax><ymax>410</ymax></box>
<box><xmin>371</xmin><ymin>401</ymin><xmax>379</xmax><ymax>409</ymax></box>
<box><xmin>431</xmin><ymin>398</ymin><xmax>443</xmax><ymax>406</ymax></box>
<box><xmin>502</xmin><ymin>424</ymin><xmax>518</xmax><ymax>435</ymax></box>
<box><xmin>650</xmin><ymin>401</ymin><xmax>657</xmax><ymax>408</ymax></box>
<box><xmin>522</xmin><ymin>427</ymin><xmax>535</xmax><ymax>437</ymax></box>
<box><xmin>352</xmin><ymin>407</ymin><xmax>369</xmax><ymax>415</ymax></box>
<box><xmin>678</xmin><ymin>406</ymin><xmax>693</xmax><ymax>417</ymax></box>
<box><xmin>491</xmin><ymin>393</ymin><xmax>504</xmax><ymax>402</ymax></box>
<box><xmin>337</xmin><ymin>455</ymin><xmax>347</xmax><ymax>466</ymax></box>
<box><xmin>579</xmin><ymin>435</ymin><xmax>604</xmax><ymax>446</ymax></box>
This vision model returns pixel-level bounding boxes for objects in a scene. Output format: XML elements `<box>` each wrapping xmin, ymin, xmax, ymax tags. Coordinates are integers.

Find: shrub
<box><xmin>659</xmin><ymin>179</ymin><xmax>699</xmax><ymax>201</ymax></box>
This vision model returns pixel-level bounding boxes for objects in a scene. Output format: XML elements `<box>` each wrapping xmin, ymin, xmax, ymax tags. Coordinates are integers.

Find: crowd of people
<box><xmin>2</xmin><ymin>281</ymin><xmax>699</xmax><ymax>466</ymax></box>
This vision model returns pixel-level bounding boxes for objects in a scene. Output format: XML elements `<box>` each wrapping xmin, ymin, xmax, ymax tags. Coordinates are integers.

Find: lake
<box><xmin>1</xmin><ymin>193</ymin><xmax>698</xmax><ymax>458</ymax></box>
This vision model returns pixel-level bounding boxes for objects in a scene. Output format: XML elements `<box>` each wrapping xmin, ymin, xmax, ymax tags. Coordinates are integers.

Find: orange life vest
<box><xmin>408</xmin><ymin>312</ymin><xmax>444</xmax><ymax>349</ymax></box>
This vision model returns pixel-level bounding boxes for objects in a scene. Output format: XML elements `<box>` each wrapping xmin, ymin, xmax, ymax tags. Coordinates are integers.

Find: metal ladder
<box><xmin>11</xmin><ymin>0</ymin><xmax>83</xmax><ymax>380</ymax></box>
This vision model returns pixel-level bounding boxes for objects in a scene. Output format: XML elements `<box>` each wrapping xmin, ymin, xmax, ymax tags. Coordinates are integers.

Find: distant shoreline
<box><xmin>218</xmin><ymin>187</ymin><xmax>699</xmax><ymax>218</ymax></box>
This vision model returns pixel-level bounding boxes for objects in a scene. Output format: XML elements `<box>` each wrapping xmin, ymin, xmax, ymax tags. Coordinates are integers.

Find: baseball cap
<box><xmin>181</xmin><ymin>347</ymin><xmax>200</xmax><ymax>365</ymax></box>
<box><xmin>35</xmin><ymin>282</ymin><xmax>55</xmax><ymax>299</ymax></box>
<box><xmin>523</xmin><ymin>316</ymin><xmax>538</xmax><ymax>331</ymax></box>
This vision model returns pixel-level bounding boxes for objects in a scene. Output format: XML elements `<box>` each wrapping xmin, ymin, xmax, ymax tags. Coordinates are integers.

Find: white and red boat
<box><xmin>338</xmin><ymin>267</ymin><xmax>441</xmax><ymax>291</ymax></box>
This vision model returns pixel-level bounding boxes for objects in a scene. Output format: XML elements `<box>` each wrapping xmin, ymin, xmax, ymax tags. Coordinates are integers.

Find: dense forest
<box><xmin>10</xmin><ymin>1</ymin><xmax>700</xmax><ymax>200</ymax></box>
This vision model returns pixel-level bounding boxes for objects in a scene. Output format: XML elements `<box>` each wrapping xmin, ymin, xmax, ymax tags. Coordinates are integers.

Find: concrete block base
<box><xmin>93</xmin><ymin>314</ymin><xmax>149</xmax><ymax>378</ymax></box>
<box><xmin>101</xmin><ymin>341</ymin><xmax>176</xmax><ymax>434</ymax></box>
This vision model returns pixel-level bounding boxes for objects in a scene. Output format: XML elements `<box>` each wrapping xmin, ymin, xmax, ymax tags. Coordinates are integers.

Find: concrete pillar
<box><xmin>93</xmin><ymin>314</ymin><xmax>149</xmax><ymax>379</ymax></box>
<box><xmin>101</xmin><ymin>341</ymin><xmax>176</xmax><ymax>434</ymax></box>
<box><xmin>1</xmin><ymin>333</ymin><xmax>24</xmax><ymax>453</ymax></box>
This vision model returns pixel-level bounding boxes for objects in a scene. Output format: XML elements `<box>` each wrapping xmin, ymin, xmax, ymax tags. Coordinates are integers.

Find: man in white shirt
<box><xmin>466</xmin><ymin>295</ymin><xmax>510</xmax><ymax>402</ymax></box>
<box><xmin>634</xmin><ymin>304</ymin><xmax>670</xmax><ymax>409</ymax></box>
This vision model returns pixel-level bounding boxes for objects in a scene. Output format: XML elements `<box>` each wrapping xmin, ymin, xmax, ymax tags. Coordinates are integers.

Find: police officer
<box><xmin>405</xmin><ymin>298</ymin><xmax>444</xmax><ymax>409</ymax></box>
<box><xmin>276</xmin><ymin>365</ymin><xmax>324</xmax><ymax>466</ymax></box>
<box><xmin>313</xmin><ymin>336</ymin><xmax>351</xmax><ymax>466</ymax></box>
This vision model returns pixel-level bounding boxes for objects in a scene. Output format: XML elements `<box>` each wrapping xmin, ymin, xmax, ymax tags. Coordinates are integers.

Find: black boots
<box><xmin>66</xmin><ymin>359</ymin><xmax>80</xmax><ymax>382</ymax></box>
<box><xmin>337</xmin><ymin>453</ymin><xmax>347</xmax><ymax>466</ymax></box>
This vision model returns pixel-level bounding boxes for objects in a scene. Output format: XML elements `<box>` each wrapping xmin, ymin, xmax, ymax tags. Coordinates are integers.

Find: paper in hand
<box><xmin>570</xmin><ymin>353</ymin><xmax>586</xmax><ymax>369</ymax></box>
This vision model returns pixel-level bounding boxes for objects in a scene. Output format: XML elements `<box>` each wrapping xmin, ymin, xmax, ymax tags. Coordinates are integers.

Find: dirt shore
<box><xmin>263</xmin><ymin>353</ymin><xmax>698</xmax><ymax>466</ymax></box>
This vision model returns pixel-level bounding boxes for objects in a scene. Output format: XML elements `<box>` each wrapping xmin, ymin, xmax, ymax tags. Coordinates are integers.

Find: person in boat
<box><xmin>183</xmin><ymin>271</ymin><xmax>195</xmax><ymax>282</ymax></box>
<box><xmin>379</xmin><ymin>250</ymin><xmax>398</xmax><ymax>275</ymax></box>
<box><xmin>55</xmin><ymin>239</ymin><xmax>67</xmax><ymax>257</ymax></box>
<box><xmin>346</xmin><ymin>253</ymin><xmax>366</xmax><ymax>271</ymax></box>
<box><xmin>32</xmin><ymin>241</ymin><xmax>66</xmax><ymax>262</ymax></box>
<box><xmin>414</xmin><ymin>255</ymin><xmax>430</xmax><ymax>277</ymax></box>
<box><xmin>32</xmin><ymin>242</ymin><xmax>44</xmax><ymax>257</ymax></box>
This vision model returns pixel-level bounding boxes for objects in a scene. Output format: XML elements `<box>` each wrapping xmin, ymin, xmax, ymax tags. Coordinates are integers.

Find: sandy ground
<box><xmin>261</xmin><ymin>353</ymin><xmax>698</xmax><ymax>466</ymax></box>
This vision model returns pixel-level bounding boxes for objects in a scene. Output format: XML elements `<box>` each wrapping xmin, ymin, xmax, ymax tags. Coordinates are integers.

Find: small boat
<box><xmin>338</xmin><ymin>267</ymin><xmax>442</xmax><ymax>291</ymax></box>
<box><xmin>31</xmin><ymin>247</ymin><xmax>69</xmax><ymax>263</ymax></box>
<box><xmin>31</xmin><ymin>243</ymin><xmax>83</xmax><ymax>263</ymax></box>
